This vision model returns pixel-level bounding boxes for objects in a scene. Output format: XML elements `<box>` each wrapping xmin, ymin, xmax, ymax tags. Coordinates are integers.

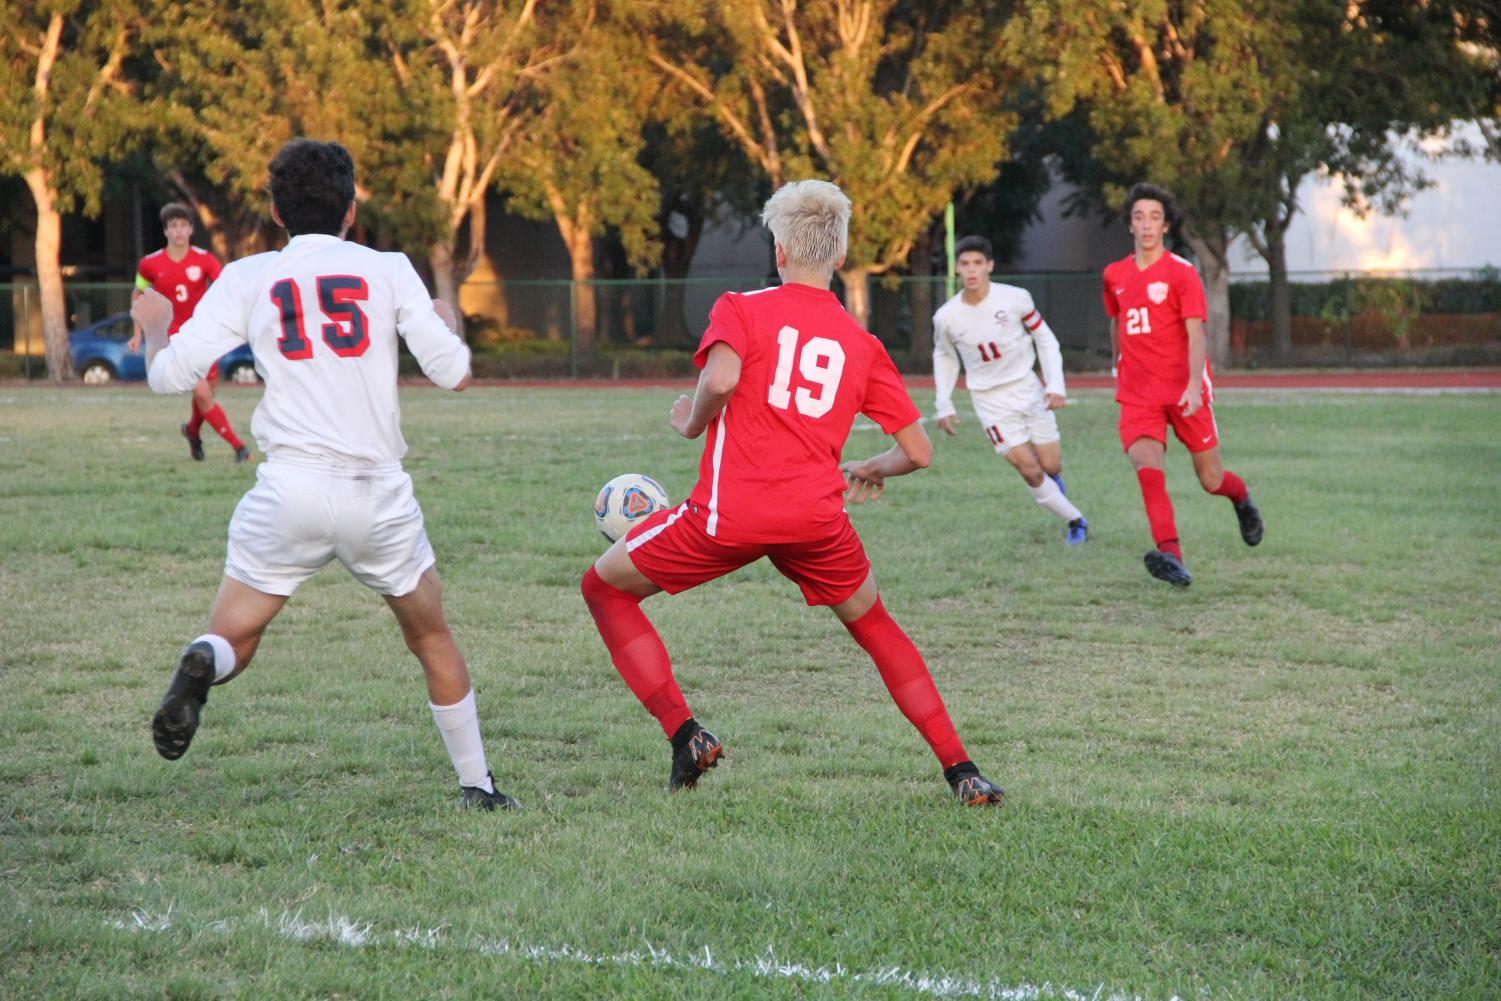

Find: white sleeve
<box><xmin>1025</xmin><ymin>292</ymin><xmax>1066</xmax><ymax>397</ymax></box>
<box><xmin>393</xmin><ymin>254</ymin><xmax>470</xmax><ymax>390</ymax></box>
<box><xmin>147</xmin><ymin>266</ymin><xmax>251</xmax><ymax>394</ymax></box>
<box><xmin>932</xmin><ymin>316</ymin><xmax>962</xmax><ymax>419</ymax></box>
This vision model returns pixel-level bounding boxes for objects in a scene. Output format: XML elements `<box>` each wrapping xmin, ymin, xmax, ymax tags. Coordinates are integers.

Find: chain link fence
<box><xmin>6</xmin><ymin>269</ymin><xmax>1498</xmax><ymax>380</ymax></box>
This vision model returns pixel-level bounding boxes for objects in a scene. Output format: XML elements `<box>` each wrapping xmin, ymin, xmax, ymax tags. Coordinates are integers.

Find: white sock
<box><xmin>1027</xmin><ymin>477</ymin><xmax>1083</xmax><ymax>522</ymax></box>
<box><xmin>429</xmin><ymin>689</ymin><xmax>493</xmax><ymax>791</ymax></box>
<box><xmin>193</xmin><ymin>633</ymin><xmax>237</xmax><ymax>682</ymax></box>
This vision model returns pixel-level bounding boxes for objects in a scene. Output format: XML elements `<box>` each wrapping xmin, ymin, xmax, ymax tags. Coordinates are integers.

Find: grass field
<box><xmin>1</xmin><ymin>382</ymin><xmax>1498</xmax><ymax>1000</ymax></box>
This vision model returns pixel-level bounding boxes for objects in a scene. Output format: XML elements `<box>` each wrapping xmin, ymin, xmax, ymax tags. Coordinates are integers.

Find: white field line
<box><xmin>104</xmin><ymin>906</ymin><xmax>1197</xmax><ymax>1001</ymax></box>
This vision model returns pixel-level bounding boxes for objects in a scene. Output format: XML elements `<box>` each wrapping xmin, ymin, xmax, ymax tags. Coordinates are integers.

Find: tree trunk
<box><xmin>24</xmin><ymin>170</ymin><xmax>72</xmax><ymax>382</ymax></box>
<box><xmin>837</xmin><ymin>266</ymin><xmax>872</xmax><ymax>330</ymax></box>
<box><xmin>659</xmin><ymin>197</ymin><xmax>704</xmax><ymax>345</ymax></box>
<box><xmin>428</xmin><ymin>239</ymin><xmax>464</xmax><ymax>337</ymax></box>
<box><xmin>1183</xmin><ymin>229</ymin><xmax>1232</xmax><ymax>368</ymax></box>
<box><xmin>908</xmin><ymin>227</ymin><xmax>935</xmax><ymax>368</ymax></box>
<box><xmin>1268</xmin><ymin>227</ymin><xmax>1292</xmax><ymax>359</ymax></box>
<box><xmin>564</xmin><ymin>228</ymin><xmax>597</xmax><ymax>359</ymax></box>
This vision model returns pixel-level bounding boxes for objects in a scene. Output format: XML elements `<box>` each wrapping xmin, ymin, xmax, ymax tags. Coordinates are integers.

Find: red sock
<box><xmin>187</xmin><ymin>401</ymin><xmax>205</xmax><ymax>438</ymax></box>
<box><xmin>200</xmin><ymin>405</ymin><xmax>244</xmax><ymax>450</ymax></box>
<box><xmin>1210</xmin><ymin>470</ymin><xmax>1248</xmax><ymax>504</ymax></box>
<box><xmin>1135</xmin><ymin>467</ymin><xmax>1182</xmax><ymax>559</ymax></box>
<box><xmin>581</xmin><ymin>567</ymin><xmax>690</xmax><ymax>739</ymax></box>
<box><xmin>843</xmin><ymin>598</ymin><xmax>968</xmax><ymax>769</ymax></box>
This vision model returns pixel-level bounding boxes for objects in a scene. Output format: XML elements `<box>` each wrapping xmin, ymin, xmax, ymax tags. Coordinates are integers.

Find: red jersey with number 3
<box><xmin>1102</xmin><ymin>252</ymin><xmax>1210</xmax><ymax>406</ymax></box>
<box><xmin>136</xmin><ymin>246</ymin><xmax>223</xmax><ymax>334</ymax></box>
<box><xmin>688</xmin><ymin>284</ymin><xmax>920</xmax><ymax>544</ymax></box>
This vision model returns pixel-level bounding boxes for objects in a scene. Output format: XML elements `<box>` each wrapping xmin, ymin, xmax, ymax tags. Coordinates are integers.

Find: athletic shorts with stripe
<box><xmin>971</xmin><ymin>376</ymin><xmax>1059</xmax><ymax>455</ymax></box>
<box><xmin>1117</xmin><ymin>399</ymin><xmax>1219</xmax><ymax>453</ymax></box>
<box><xmin>625</xmin><ymin>501</ymin><xmax>871</xmax><ymax>607</ymax></box>
<box><xmin>225</xmin><ymin>460</ymin><xmax>436</xmax><ymax>597</ymax></box>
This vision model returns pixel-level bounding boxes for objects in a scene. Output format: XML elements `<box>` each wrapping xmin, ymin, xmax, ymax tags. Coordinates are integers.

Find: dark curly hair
<box><xmin>954</xmin><ymin>235</ymin><xmax>994</xmax><ymax>261</ymax></box>
<box><xmin>1122</xmin><ymin>183</ymin><xmax>1179</xmax><ymax>229</ymax></box>
<box><xmin>159</xmin><ymin>202</ymin><xmax>194</xmax><ymax>227</ymax></box>
<box><xmin>268</xmin><ymin>139</ymin><xmax>356</xmax><ymax>237</ymax></box>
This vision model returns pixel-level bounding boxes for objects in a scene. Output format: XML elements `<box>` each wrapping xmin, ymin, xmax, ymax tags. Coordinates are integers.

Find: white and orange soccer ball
<box><xmin>593</xmin><ymin>473</ymin><xmax>670</xmax><ymax>543</ymax></box>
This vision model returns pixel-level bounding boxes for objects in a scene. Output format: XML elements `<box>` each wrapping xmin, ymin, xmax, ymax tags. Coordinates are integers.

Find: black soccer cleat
<box><xmin>1234</xmin><ymin>495</ymin><xmax>1263</xmax><ymax>547</ymax></box>
<box><xmin>234</xmin><ymin>445</ymin><xmax>252</xmax><ymax>464</ymax></box>
<box><xmin>944</xmin><ymin>761</ymin><xmax>1004</xmax><ymax>806</ymax></box>
<box><xmin>460</xmin><ymin>772</ymin><xmax>520</xmax><ymax>811</ymax></box>
<box><xmin>152</xmin><ymin>641</ymin><xmax>216</xmax><ymax>760</ymax></box>
<box><xmin>1144</xmin><ymin>549</ymin><xmax>1193</xmax><ymax>588</ymax></box>
<box><xmin>181</xmin><ymin>423</ymin><xmax>204</xmax><ymax>461</ymax></box>
<box><xmin>667</xmin><ymin>721</ymin><xmax>724</xmax><ymax>791</ymax></box>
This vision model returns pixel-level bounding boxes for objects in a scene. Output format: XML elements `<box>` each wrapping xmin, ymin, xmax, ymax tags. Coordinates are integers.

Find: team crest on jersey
<box><xmin>993</xmin><ymin>310</ymin><xmax>1007</xmax><ymax>325</ymax></box>
<box><xmin>1147</xmin><ymin>281</ymin><xmax>1169</xmax><ymax>304</ymax></box>
<box><xmin>186</xmin><ymin>265</ymin><xmax>203</xmax><ymax>282</ymax></box>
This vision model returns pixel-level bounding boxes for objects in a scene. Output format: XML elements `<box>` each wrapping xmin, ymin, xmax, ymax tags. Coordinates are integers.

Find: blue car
<box><xmin>69</xmin><ymin>311</ymin><xmax>259</xmax><ymax>385</ymax></box>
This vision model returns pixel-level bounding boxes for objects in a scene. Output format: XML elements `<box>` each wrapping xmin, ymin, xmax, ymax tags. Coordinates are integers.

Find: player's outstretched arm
<box><xmin>669</xmin><ymin>342</ymin><xmax>741</xmax><ymax>439</ymax></box>
<box><xmin>131</xmin><ymin>289</ymin><xmax>173</xmax><ymax>368</ymax></box>
<box><xmin>840</xmin><ymin>421</ymin><xmax>933</xmax><ymax>503</ymax></box>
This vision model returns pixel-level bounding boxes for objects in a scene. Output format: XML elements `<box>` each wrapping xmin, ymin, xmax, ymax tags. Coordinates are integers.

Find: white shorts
<box><xmin>224</xmin><ymin>460</ymin><xmax>436</xmax><ymax>597</ymax></box>
<box><xmin>970</xmin><ymin>377</ymin><xmax>1060</xmax><ymax>455</ymax></box>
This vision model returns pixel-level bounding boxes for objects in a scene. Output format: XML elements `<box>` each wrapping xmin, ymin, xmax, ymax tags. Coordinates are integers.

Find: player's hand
<box><xmin>1044</xmin><ymin>393</ymin><xmax>1066</xmax><ymax>410</ymax></box>
<box><xmin>668</xmin><ymin>394</ymin><xmax>697</xmax><ymax>438</ymax></box>
<box><xmin>937</xmin><ymin>415</ymin><xmax>959</xmax><ymax>436</ymax></box>
<box><xmin>130</xmin><ymin>289</ymin><xmax>172</xmax><ymax>340</ymax></box>
<box><xmin>126</xmin><ymin>331</ymin><xmax>142</xmax><ymax>353</ymax></box>
<box><xmin>841</xmin><ymin>460</ymin><xmax>886</xmax><ymax>504</ymax></box>
<box><xmin>432</xmin><ymin>298</ymin><xmax>460</xmax><ymax>336</ymax></box>
<box><xmin>1178</xmin><ymin>386</ymin><xmax>1203</xmax><ymax>417</ymax></box>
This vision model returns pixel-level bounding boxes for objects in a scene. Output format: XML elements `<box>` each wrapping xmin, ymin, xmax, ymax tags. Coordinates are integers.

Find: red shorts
<box><xmin>624</xmin><ymin>502</ymin><xmax>871</xmax><ymax>606</ymax></box>
<box><xmin>1118</xmin><ymin>399</ymin><xmax>1219</xmax><ymax>453</ymax></box>
<box><xmin>205</xmin><ymin>363</ymin><xmax>219</xmax><ymax>383</ymax></box>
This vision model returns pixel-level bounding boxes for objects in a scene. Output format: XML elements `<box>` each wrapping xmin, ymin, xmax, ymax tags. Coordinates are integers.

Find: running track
<box><xmin>477</xmin><ymin>369</ymin><xmax>1501</xmax><ymax>391</ymax></box>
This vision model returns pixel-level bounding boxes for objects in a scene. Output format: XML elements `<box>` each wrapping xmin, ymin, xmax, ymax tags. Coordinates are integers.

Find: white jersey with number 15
<box><xmin>148</xmin><ymin>234</ymin><xmax>470</xmax><ymax>467</ymax></box>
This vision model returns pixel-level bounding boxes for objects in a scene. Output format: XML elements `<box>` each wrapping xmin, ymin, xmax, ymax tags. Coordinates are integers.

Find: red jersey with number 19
<box><xmin>687</xmin><ymin>284</ymin><xmax>920</xmax><ymax>544</ymax></box>
<box><xmin>136</xmin><ymin>246</ymin><xmax>222</xmax><ymax>335</ymax></box>
<box><xmin>1102</xmin><ymin>252</ymin><xmax>1210</xmax><ymax>407</ymax></box>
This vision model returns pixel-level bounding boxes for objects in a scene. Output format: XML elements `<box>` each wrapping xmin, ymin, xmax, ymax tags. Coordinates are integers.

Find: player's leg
<box><xmin>771</xmin><ymin>523</ymin><xmax>1002</xmax><ymax>805</ymax></box>
<box><xmin>383</xmin><ymin>569</ymin><xmax>517</xmax><ymax>810</ymax></box>
<box><xmin>1031</xmin><ymin>438</ymin><xmax>1088</xmax><ymax>544</ymax></box>
<box><xmin>582</xmin><ymin>504</ymin><xmax>740</xmax><ymax>789</ymax></box>
<box><xmin>194</xmin><ymin>371</ymin><xmax>250</xmax><ymax>462</ymax></box>
<box><xmin>1003</xmin><ymin>440</ymin><xmax>1084</xmax><ymax>531</ymax></box>
<box><xmin>152</xmin><ymin>576</ymin><xmax>286</xmax><ymax>760</ymax></box>
<box><xmin>1125</xmin><ymin>425</ymin><xmax>1192</xmax><ymax>587</ymax></box>
<box><xmin>1179</xmin><ymin>410</ymin><xmax>1263</xmax><ymax>547</ymax></box>
<box><xmin>342</xmin><ymin>469</ymin><xmax>514</xmax><ymax>808</ymax></box>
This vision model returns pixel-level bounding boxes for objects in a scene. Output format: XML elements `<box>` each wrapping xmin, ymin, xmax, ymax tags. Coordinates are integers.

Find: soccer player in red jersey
<box><xmin>1102</xmin><ymin>183</ymin><xmax>1263</xmax><ymax>587</ymax></box>
<box><xmin>127</xmin><ymin>203</ymin><xmax>250</xmax><ymax>463</ymax></box>
<box><xmin>580</xmin><ymin>180</ymin><xmax>1004</xmax><ymax>806</ymax></box>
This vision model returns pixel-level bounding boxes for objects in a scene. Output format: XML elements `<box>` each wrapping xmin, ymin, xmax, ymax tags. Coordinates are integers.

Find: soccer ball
<box><xmin>594</xmin><ymin>473</ymin><xmax>670</xmax><ymax>543</ymax></box>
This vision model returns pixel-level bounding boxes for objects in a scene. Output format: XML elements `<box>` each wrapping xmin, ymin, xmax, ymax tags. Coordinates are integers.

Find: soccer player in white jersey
<box><xmin>132</xmin><ymin>139</ymin><xmax>517</xmax><ymax>811</ymax></box>
<box><xmin>933</xmin><ymin>236</ymin><xmax>1088</xmax><ymax>544</ymax></box>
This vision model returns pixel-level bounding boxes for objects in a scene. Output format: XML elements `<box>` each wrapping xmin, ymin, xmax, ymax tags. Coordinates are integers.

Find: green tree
<box><xmin>648</xmin><ymin>0</ymin><xmax>1020</xmax><ymax>328</ymax></box>
<box><xmin>1</xmin><ymin>0</ymin><xmax>141</xmax><ymax>380</ymax></box>
<box><xmin>502</xmin><ymin>5</ymin><xmax>659</xmax><ymax>357</ymax></box>
<box><xmin>1018</xmin><ymin>0</ymin><xmax>1293</xmax><ymax>365</ymax></box>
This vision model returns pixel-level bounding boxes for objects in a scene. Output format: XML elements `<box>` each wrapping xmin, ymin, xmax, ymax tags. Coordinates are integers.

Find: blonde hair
<box><xmin>761</xmin><ymin>180</ymin><xmax>850</xmax><ymax>269</ymax></box>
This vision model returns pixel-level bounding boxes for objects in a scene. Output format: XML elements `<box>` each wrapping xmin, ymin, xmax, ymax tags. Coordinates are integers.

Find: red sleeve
<box><xmin>694</xmin><ymin>292</ymin><xmax>747</xmax><ymax>368</ymax></box>
<box><xmin>204</xmin><ymin>253</ymin><xmax>222</xmax><ymax>281</ymax></box>
<box><xmin>136</xmin><ymin>257</ymin><xmax>156</xmax><ymax>287</ymax></box>
<box><xmin>1101</xmin><ymin>266</ymin><xmax>1120</xmax><ymax>318</ymax></box>
<box><xmin>860</xmin><ymin>339</ymin><xmax>921</xmax><ymax>434</ymax></box>
<box><xmin>1177</xmin><ymin>262</ymin><xmax>1207</xmax><ymax>320</ymax></box>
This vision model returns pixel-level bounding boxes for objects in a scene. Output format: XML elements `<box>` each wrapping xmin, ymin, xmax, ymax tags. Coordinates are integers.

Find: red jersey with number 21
<box><xmin>136</xmin><ymin>246</ymin><xmax>223</xmax><ymax>335</ymax></box>
<box><xmin>1101</xmin><ymin>252</ymin><xmax>1210</xmax><ymax>407</ymax></box>
<box><xmin>688</xmin><ymin>284</ymin><xmax>920</xmax><ymax>544</ymax></box>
